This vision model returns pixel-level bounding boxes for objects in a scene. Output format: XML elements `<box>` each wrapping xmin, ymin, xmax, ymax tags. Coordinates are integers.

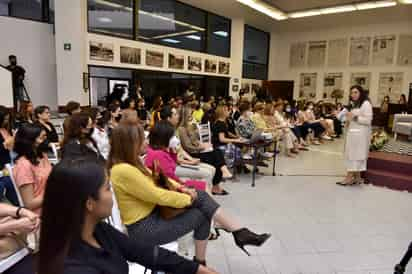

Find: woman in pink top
<box><xmin>13</xmin><ymin>124</ymin><xmax>52</xmax><ymax>214</ymax></box>
<box><xmin>145</xmin><ymin>121</ymin><xmax>206</xmax><ymax>191</ymax></box>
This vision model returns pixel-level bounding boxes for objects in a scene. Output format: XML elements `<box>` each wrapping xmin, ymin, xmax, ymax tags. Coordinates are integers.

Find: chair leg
<box><xmin>394</xmin><ymin>133</ymin><xmax>397</xmax><ymax>140</ymax></box>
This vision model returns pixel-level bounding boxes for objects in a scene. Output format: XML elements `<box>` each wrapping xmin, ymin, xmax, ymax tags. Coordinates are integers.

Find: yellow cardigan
<box><xmin>110</xmin><ymin>163</ymin><xmax>192</xmax><ymax>225</ymax></box>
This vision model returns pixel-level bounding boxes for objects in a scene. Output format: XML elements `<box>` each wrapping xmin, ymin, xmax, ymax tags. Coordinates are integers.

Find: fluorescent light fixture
<box><xmin>186</xmin><ymin>35</ymin><xmax>201</xmax><ymax>40</ymax></box>
<box><xmin>152</xmin><ymin>30</ymin><xmax>198</xmax><ymax>40</ymax></box>
<box><xmin>138</xmin><ymin>10</ymin><xmax>205</xmax><ymax>32</ymax></box>
<box><xmin>289</xmin><ymin>10</ymin><xmax>321</xmax><ymax>18</ymax></box>
<box><xmin>398</xmin><ymin>0</ymin><xmax>412</xmax><ymax>3</ymax></box>
<box><xmin>356</xmin><ymin>0</ymin><xmax>397</xmax><ymax>10</ymax></box>
<box><xmin>236</xmin><ymin>0</ymin><xmax>288</xmax><ymax>20</ymax></box>
<box><xmin>320</xmin><ymin>5</ymin><xmax>356</xmax><ymax>14</ymax></box>
<box><xmin>93</xmin><ymin>0</ymin><xmax>124</xmax><ymax>8</ymax></box>
<box><xmin>97</xmin><ymin>17</ymin><xmax>113</xmax><ymax>23</ymax></box>
<box><xmin>162</xmin><ymin>38</ymin><xmax>181</xmax><ymax>44</ymax></box>
<box><xmin>213</xmin><ymin>31</ymin><xmax>228</xmax><ymax>37</ymax></box>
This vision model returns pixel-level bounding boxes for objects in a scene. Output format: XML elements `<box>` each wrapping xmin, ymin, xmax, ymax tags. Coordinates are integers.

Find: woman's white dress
<box><xmin>344</xmin><ymin>101</ymin><xmax>373</xmax><ymax>172</ymax></box>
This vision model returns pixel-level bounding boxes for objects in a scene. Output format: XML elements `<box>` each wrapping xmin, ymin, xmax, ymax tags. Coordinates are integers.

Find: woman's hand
<box><xmin>181</xmin><ymin>188</ymin><xmax>198</xmax><ymax>202</ymax></box>
<box><xmin>346</xmin><ymin>112</ymin><xmax>354</xmax><ymax>121</ymax></box>
<box><xmin>19</xmin><ymin>208</ymin><xmax>39</xmax><ymax>227</ymax></box>
<box><xmin>200</xmin><ymin>143</ymin><xmax>212</xmax><ymax>151</ymax></box>
<box><xmin>14</xmin><ymin>217</ymin><xmax>38</xmax><ymax>234</ymax></box>
<box><xmin>3</xmin><ymin>136</ymin><xmax>14</xmax><ymax>150</ymax></box>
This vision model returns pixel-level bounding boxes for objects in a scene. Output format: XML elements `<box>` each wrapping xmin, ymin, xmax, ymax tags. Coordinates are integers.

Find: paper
<box><xmin>290</xmin><ymin>42</ymin><xmax>307</xmax><ymax>68</ymax></box>
<box><xmin>372</xmin><ymin>35</ymin><xmax>396</xmax><ymax>65</ymax></box>
<box><xmin>308</xmin><ymin>41</ymin><xmax>327</xmax><ymax>67</ymax></box>
<box><xmin>350</xmin><ymin>72</ymin><xmax>371</xmax><ymax>91</ymax></box>
<box><xmin>299</xmin><ymin>73</ymin><xmax>317</xmax><ymax>100</ymax></box>
<box><xmin>327</xmin><ymin>39</ymin><xmax>348</xmax><ymax>66</ymax></box>
<box><xmin>397</xmin><ymin>34</ymin><xmax>412</xmax><ymax>66</ymax></box>
<box><xmin>323</xmin><ymin>73</ymin><xmax>343</xmax><ymax>101</ymax></box>
<box><xmin>350</xmin><ymin>37</ymin><xmax>371</xmax><ymax>66</ymax></box>
<box><xmin>378</xmin><ymin>72</ymin><xmax>404</xmax><ymax>103</ymax></box>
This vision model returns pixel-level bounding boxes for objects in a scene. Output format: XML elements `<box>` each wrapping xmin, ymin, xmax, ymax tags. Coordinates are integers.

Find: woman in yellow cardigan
<box><xmin>109</xmin><ymin>121</ymin><xmax>270</xmax><ymax>266</ymax></box>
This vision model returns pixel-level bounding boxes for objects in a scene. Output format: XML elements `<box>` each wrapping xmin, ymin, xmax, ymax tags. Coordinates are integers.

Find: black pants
<box><xmin>191</xmin><ymin>149</ymin><xmax>225</xmax><ymax>186</ymax></box>
<box><xmin>4</xmin><ymin>254</ymin><xmax>35</xmax><ymax>274</ymax></box>
<box><xmin>305</xmin><ymin>122</ymin><xmax>324</xmax><ymax>137</ymax></box>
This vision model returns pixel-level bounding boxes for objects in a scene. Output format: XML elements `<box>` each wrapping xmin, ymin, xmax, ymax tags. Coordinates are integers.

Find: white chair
<box><xmin>48</xmin><ymin>143</ymin><xmax>60</xmax><ymax>165</ymax></box>
<box><xmin>197</xmin><ymin>122</ymin><xmax>212</xmax><ymax>144</ymax></box>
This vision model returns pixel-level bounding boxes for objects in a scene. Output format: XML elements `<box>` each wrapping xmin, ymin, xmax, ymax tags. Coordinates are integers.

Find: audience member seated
<box><xmin>61</xmin><ymin>112</ymin><xmax>103</xmax><ymax>161</ymax></box>
<box><xmin>160</xmin><ymin>106</ymin><xmax>216</xmax><ymax>192</ymax></box>
<box><xmin>178</xmin><ymin>106</ymin><xmax>233</xmax><ymax>195</ymax></box>
<box><xmin>149</xmin><ymin>96</ymin><xmax>163</xmax><ymax>128</ymax></box>
<box><xmin>121</xmin><ymin>97</ymin><xmax>136</xmax><ymax>111</ymax></box>
<box><xmin>284</xmin><ymin>103</ymin><xmax>310</xmax><ymax>147</ymax></box>
<box><xmin>237</xmin><ymin>101</ymin><xmax>256</xmax><ymax>140</ymax></box>
<box><xmin>0</xmin><ymin>203</ymin><xmax>39</xmax><ymax>274</ymax></box>
<box><xmin>192</xmin><ymin>102</ymin><xmax>204</xmax><ymax>123</ymax></box>
<box><xmin>38</xmin><ymin>159</ymin><xmax>216</xmax><ymax>274</ymax></box>
<box><xmin>0</xmin><ymin>106</ymin><xmax>18</xmax><ymax>205</ymax></box>
<box><xmin>201</xmin><ymin>103</ymin><xmax>214</xmax><ymax>124</ymax></box>
<box><xmin>13</xmin><ymin>124</ymin><xmax>51</xmax><ymax>214</ymax></box>
<box><xmin>109</xmin><ymin>122</ymin><xmax>271</xmax><ymax>265</ymax></box>
<box><xmin>14</xmin><ymin>100</ymin><xmax>33</xmax><ymax>129</ymax></box>
<box><xmin>321</xmin><ymin>104</ymin><xmax>342</xmax><ymax>138</ymax></box>
<box><xmin>89</xmin><ymin>108</ymin><xmax>110</xmax><ymax>160</ymax></box>
<box><xmin>34</xmin><ymin>106</ymin><xmax>59</xmax><ymax>146</ymax></box>
<box><xmin>136</xmin><ymin>98</ymin><xmax>149</xmax><ymax>126</ymax></box>
<box><xmin>298</xmin><ymin>103</ymin><xmax>325</xmax><ymax>144</ymax></box>
<box><xmin>273</xmin><ymin>102</ymin><xmax>301</xmax><ymax>157</ymax></box>
<box><xmin>315</xmin><ymin>102</ymin><xmax>336</xmax><ymax>138</ymax></box>
<box><xmin>63</xmin><ymin>101</ymin><xmax>81</xmax><ymax>132</ymax></box>
<box><xmin>107</xmin><ymin>103</ymin><xmax>122</xmax><ymax>133</ymax></box>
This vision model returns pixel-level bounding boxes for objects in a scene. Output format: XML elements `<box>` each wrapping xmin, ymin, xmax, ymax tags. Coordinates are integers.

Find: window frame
<box><xmin>0</xmin><ymin>0</ymin><xmax>53</xmax><ymax>24</ymax></box>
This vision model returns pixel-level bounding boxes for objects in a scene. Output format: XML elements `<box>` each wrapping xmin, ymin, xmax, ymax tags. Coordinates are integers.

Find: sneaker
<box><xmin>242</xmin><ymin>154</ymin><xmax>253</xmax><ymax>160</ymax></box>
<box><xmin>321</xmin><ymin>135</ymin><xmax>332</xmax><ymax>140</ymax></box>
<box><xmin>261</xmin><ymin>152</ymin><xmax>274</xmax><ymax>158</ymax></box>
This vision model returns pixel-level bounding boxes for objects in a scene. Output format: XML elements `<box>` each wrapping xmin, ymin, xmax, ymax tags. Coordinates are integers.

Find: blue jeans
<box><xmin>0</xmin><ymin>176</ymin><xmax>19</xmax><ymax>206</ymax></box>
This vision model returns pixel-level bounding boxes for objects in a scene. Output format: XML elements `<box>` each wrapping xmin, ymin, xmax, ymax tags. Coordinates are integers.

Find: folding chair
<box><xmin>197</xmin><ymin>122</ymin><xmax>212</xmax><ymax>144</ymax></box>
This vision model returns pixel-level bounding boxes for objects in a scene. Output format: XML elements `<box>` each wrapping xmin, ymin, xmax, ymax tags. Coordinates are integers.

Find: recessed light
<box><xmin>162</xmin><ymin>38</ymin><xmax>181</xmax><ymax>44</ymax></box>
<box><xmin>399</xmin><ymin>0</ymin><xmax>412</xmax><ymax>3</ymax></box>
<box><xmin>213</xmin><ymin>31</ymin><xmax>228</xmax><ymax>37</ymax></box>
<box><xmin>186</xmin><ymin>35</ymin><xmax>202</xmax><ymax>41</ymax></box>
<box><xmin>98</xmin><ymin>17</ymin><xmax>113</xmax><ymax>23</ymax></box>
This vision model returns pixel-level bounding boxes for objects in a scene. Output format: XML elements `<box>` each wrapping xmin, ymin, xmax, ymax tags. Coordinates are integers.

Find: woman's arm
<box><xmin>218</xmin><ymin>132</ymin><xmax>242</xmax><ymax>144</ymax></box>
<box><xmin>0</xmin><ymin>204</ymin><xmax>39</xmax><ymax>234</ymax></box>
<box><xmin>354</xmin><ymin>101</ymin><xmax>373</xmax><ymax>126</ymax></box>
<box><xmin>178</xmin><ymin>128</ymin><xmax>202</xmax><ymax>154</ymax></box>
<box><xmin>19</xmin><ymin>184</ymin><xmax>43</xmax><ymax>211</ymax></box>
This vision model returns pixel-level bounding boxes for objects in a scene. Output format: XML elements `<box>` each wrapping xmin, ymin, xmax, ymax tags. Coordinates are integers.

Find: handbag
<box><xmin>152</xmin><ymin>161</ymin><xmax>188</xmax><ymax>220</ymax></box>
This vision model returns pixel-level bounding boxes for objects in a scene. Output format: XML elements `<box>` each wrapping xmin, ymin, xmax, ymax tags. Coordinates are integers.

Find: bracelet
<box><xmin>16</xmin><ymin>207</ymin><xmax>24</xmax><ymax>218</ymax></box>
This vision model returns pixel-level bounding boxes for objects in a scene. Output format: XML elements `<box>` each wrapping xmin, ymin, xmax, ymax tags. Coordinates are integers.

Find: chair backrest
<box><xmin>197</xmin><ymin>122</ymin><xmax>212</xmax><ymax>144</ymax></box>
<box><xmin>5</xmin><ymin>164</ymin><xmax>25</xmax><ymax>207</ymax></box>
<box><xmin>107</xmin><ymin>182</ymin><xmax>126</xmax><ymax>233</ymax></box>
<box><xmin>48</xmin><ymin>143</ymin><xmax>60</xmax><ymax>165</ymax></box>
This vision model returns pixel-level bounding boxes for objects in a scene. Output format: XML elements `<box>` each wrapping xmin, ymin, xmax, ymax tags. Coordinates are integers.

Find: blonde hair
<box><xmin>264</xmin><ymin>103</ymin><xmax>274</xmax><ymax>116</ymax></box>
<box><xmin>215</xmin><ymin>105</ymin><xmax>227</xmax><ymax>120</ymax></box>
<box><xmin>253</xmin><ymin>102</ymin><xmax>265</xmax><ymax>113</ymax></box>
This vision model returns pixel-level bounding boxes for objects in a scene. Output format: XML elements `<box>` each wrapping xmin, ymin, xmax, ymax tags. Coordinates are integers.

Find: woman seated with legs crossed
<box><xmin>109</xmin><ymin>121</ymin><xmax>271</xmax><ymax>266</ymax></box>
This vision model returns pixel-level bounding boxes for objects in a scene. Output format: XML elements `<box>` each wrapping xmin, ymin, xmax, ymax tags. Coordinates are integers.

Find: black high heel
<box><xmin>394</xmin><ymin>264</ymin><xmax>405</xmax><ymax>274</ymax></box>
<box><xmin>193</xmin><ymin>256</ymin><xmax>206</xmax><ymax>266</ymax></box>
<box><xmin>214</xmin><ymin>227</ymin><xmax>230</xmax><ymax>237</ymax></box>
<box><xmin>232</xmin><ymin>228</ymin><xmax>271</xmax><ymax>256</ymax></box>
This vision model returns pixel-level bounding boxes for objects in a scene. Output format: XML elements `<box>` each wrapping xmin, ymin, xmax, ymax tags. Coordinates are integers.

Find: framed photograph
<box><xmin>232</xmin><ymin>85</ymin><xmax>239</xmax><ymax>92</ymax></box>
<box><xmin>218</xmin><ymin>61</ymin><xmax>230</xmax><ymax>75</ymax></box>
<box><xmin>188</xmin><ymin>56</ymin><xmax>202</xmax><ymax>71</ymax></box>
<box><xmin>120</xmin><ymin>46</ymin><xmax>141</xmax><ymax>65</ymax></box>
<box><xmin>146</xmin><ymin>50</ymin><xmax>164</xmax><ymax>67</ymax></box>
<box><xmin>205</xmin><ymin>59</ymin><xmax>217</xmax><ymax>73</ymax></box>
<box><xmin>169</xmin><ymin>53</ymin><xmax>184</xmax><ymax>70</ymax></box>
<box><xmin>89</xmin><ymin>41</ymin><xmax>114</xmax><ymax>62</ymax></box>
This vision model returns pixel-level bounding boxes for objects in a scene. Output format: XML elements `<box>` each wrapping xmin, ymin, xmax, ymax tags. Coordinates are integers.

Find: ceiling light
<box><xmin>398</xmin><ymin>0</ymin><xmax>412</xmax><ymax>3</ymax></box>
<box><xmin>186</xmin><ymin>35</ymin><xmax>201</xmax><ymax>40</ymax></box>
<box><xmin>320</xmin><ymin>5</ymin><xmax>356</xmax><ymax>14</ymax></box>
<box><xmin>138</xmin><ymin>10</ymin><xmax>205</xmax><ymax>32</ymax></box>
<box><xmin>162</xmin><ymin>38</ymin><xmax>181</xmax><ymax>44</ymax></box>
<box><xmin>93</xmin><ymin>0</ymin><xmax>124</xmax><ymax>9</ymax></box>
<box><xmin>213</xmin><ymin>31</ymin><xmax>229</xmax><ymax>37</ymax></box>
<box><xmin>152</xmin><ymin>30</ymin><xmax>197</xmax><ymax>40</ymax></box>
<box><xmin>355</xmin><ymin>0</ymin><xmax>397</xmax><ymax>10</ymax></box>
<box><xmin>236</xmin><ymin>0</ymin><xmax>288</xmax><ymax>20</ymax></box>
<box><xmin>289</xmin><ymin>10</ymin><xmax>321</xmax><ymax>18</ymax></box>
<box><xmin>97</xmin><ymin>17</ymin><xmax>113</xmax><ymax>23</ymax></box>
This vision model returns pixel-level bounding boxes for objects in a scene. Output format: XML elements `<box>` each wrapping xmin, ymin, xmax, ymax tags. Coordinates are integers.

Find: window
<box><xmin>87</xmin><ymin>0</ymin><xmax>134</xmax><ymax>39</ymax></box>
<box><xmin>207</xmin><ymin>14</ymin><xmax>230</xmax><ymax>57</ymax></box>
<box><xmin>242</xmin><ymin>25</ymin><xmax>270</xmax><ymax>80</ymax></box>
<box><xmin>0</xmin><ymin>0</ymin><xmax>44</xmax><ymax>21</ymax></box>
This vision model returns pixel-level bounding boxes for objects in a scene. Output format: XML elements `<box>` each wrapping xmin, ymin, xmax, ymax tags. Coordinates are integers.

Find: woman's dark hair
<box><xmin>108</xmin><ymin>103</ymin><xmax>120</xmax><ymax>114</ymax></box>
<box><xmin>349</xmin><ymin>85</ymin><xmax>369</xmax><ymax>108</ymax></box>
<box><xmin>160</xmin><ymin>105</ymin><xmax>173</xmax><ymax>121</ymax></box>
<box><xmin>65</xmin><ymin>101</ymin><xmax>81</xmax><ymax>115</ymax></box>
<box><xmin>17</xmin><ymin>100</ymin><xmax>33</xmax><ymax>122</ymax></box>
<box><xmin>238</xmin><ymin>101</ymin><xmax>251</xmax><ymax>114</ymax></box>
<box><xmin>149</xmin><ymin>120</ymin><xmax>175</xmax><ymax>150</ymax></box>
<box><xmin>122</xmin><ymin>97</ymin><xmax>135</xmax><ymax>110</ymax></box>
<box><xmin>62</xmin><ymin>112</ymin><xmax>92</xmax><ymax>146</ymax></box>
<box><xmin>87</xmin><ymin>107</ymin><xmax>100</xmax><ymax>122</ymax></box>
<box><xmin>152</xmin><ymin>96</ymin><xmax>163</xmax><ymax>112</ymax></box>
<box><xmin>14</xmin><ymin>124</ymin><xmax>44</xmax><ymax>165</ymax></box>
<box><xmin>0</xmin><ymin>105</ymin><xmax>11</xmax><ymax>130</ymax></box>
<box><xmin>34</xmin><ymin>105</ymin><xmax>50</xmax><ymax>120</ymax></box>
<box><xmin>38</xmin><ymin>159</ymin><xmax>106</xmax><ymax>274</ymax></box>
<box><xmin>400</xmin><ymin>94</ymin><xmax>407</xmax><ymax>104</ymax></box>
<box><xmin>97</xmin><ymin>110</ymin><xmax>110</xmax><ymax>129</ymax></box>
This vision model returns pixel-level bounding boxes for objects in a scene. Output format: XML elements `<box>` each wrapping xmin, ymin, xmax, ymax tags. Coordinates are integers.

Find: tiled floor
<box><xmin>185</xmin><ymin>139</ymin><xmax>412</xmax><ymax>274</ymax></box>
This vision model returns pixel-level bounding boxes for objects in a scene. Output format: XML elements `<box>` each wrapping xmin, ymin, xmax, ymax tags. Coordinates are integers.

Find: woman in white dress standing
<box><xmin>337</xmin><ymin>85</ymin><xmax>373</xmax><ymax>186</ymax></box>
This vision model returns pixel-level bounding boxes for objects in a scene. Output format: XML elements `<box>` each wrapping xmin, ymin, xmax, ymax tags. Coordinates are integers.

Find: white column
<box><xmin>54</xmin><ymin>0</ymin><xmax>89</xmax><ymax>107</ymax></box>
<box><xmin>229</xmin><ymin>18</ymin><xmax>245</xmax><ymax>98</ymax></box>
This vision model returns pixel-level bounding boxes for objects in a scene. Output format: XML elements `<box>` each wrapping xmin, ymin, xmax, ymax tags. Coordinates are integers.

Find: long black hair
<box><xmin>38</xmin><ymin>159</ymin><xmax>106</xmax><ymax>274</ymax></box>
<box><xmin>0</xmin><ymin>105</ymin><xmax>11</xmax><ymax>131</ymax></box>
<box><xmin>349</xmin><ymin>85</ymin><xmax>369</xmax><ymax>109</ymax></box>
<box><xmin>149</xmin><ymin>120</ymin><xmax>175</xmax><ymax>149</ymax></box>
<box><xmin>14</xmin><ymin>124</ymin><xmax>45</xmax><ymax>165</ymax></box>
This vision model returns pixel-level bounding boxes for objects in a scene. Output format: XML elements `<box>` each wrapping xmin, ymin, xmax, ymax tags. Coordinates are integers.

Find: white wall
<box><xmin>0</xmin><ymin>66</ymin><xmax>13</xmax><ymax>107</ymax></box>
<box><xmin>269</xmin><ymin>21</ymin><xmax>412</xmax><ymax>106</ymax></box>
<box><xmin>0</xmin><ymin>16</ymin><xmax>57</xmax><ymax>108</ymax></box>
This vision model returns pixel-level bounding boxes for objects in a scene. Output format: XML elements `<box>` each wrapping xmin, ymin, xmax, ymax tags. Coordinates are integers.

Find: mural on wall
<box><xmin>350</xmin><ymin>72</ymin><xmax>371</xmax><ymax>91</ymax></box>
<box><xmin>372</xmin><ymin>35</ymin><xmax>396</xmax><ymax>65</ymax></box>
<box><xmin>205</xmin><ymin>59</ymin><xmax>217</xmax><ymax>73</ymax></box>
<box><xmin>168</xmin><ymin>53</ymin><xmax>184</xmax><ymax>70</ymax></box>
<box><xmin>120</xmin><ymin>46</ymin><xmax>141</xmax><ymax>65</ymax></box>
<box><xmin>290</xmin><ymin>42</ymin><xmax>307</xmax><ymax>68</ymax></box>
<box><xmin>378</xmin><ymin>72</ymin><xmax>404</xmax><ymax>104</ymax></box>
<box><xmin>146</xmin><ymin>50</ymin><xmax>164</xmax><ymax>67</ymax></box>
<box><xmin>323</xmin><ymin>73</ymin><xmax>343</xmax><ymax>101</ymax></box>
<box><xmin>188</xmin><ymin>56</ymin><xmax>202</xmax><ymax>71</ymax></box>
<box><xmin>299</xmin><ymin>73</ymin><xmax>317</xmax><ymax>100</ymax></box>
<box><xmin>349</xmin><ymin>37</ymin><xmax>371</xmax><ymax>66</ymax></box>
<box><xmin>397</xmin><ymin>34</ymin><xmax>412</xmax><ymax>66</ymax></box>
<box><xmin>218</xmin><ymin>61</ymin><xmax>230</xmax><ymax>75</ymax></box>
<box><xmin>327</xmin><ymin>39</ymin><xmax>348</xmax><ymax>67</ymax></box>
<box><xmin>89</xmin><ymin>41</ymin><xmax>114</xmax><ymax>62</ymax></box>
<box><xmin>307</xmin><ymin>41</ymin><xmax>326</xmax><ymax>67</ymax></box>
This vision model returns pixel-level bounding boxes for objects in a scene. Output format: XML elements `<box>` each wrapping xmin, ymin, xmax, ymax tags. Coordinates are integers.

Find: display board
<box><xmin>299</xmin><ymin>73</ymin><xmax>317</xmax><ymax>100</ymax></box>
<box><xmin>397</xmin><ymin>34</ymin><xmax>412</xmax><ymax>66</ymax></box>
<box><xmin>308</xmin><ymin>41</ymin><xmax>326</xmax><ymax>67</ymax></box>
<box><xmin>323</xmin><ymin>73</ymin><xmax>343</xmax><ymax>100</ymax></box>
<box><xmin>290</xmin><ymin>42</ymin><xmax>307</xmax><ymax>68</ymax></box>
<box><xmin>350</xmin><ymin>72</ymin><xmax>371</xmax><ymax>91</ymax></box>
<box><xmin>327</xmin><ymin>39</ymin><xmax>348</xmax><ymax>67</ymax></box>
<box><xmin>372</xmin><ymin>35</ymin><xmax>396</xmax><ymax>65</ymax></box>
<box><xmin>378</xmin><ymin>72</ymin><xmax>404</xmax><ymax>103</ymax></box>
<box><xmin>349</xmin><ymin>37</ymin><xmax>371</xmax><ymax>66</ymax></box>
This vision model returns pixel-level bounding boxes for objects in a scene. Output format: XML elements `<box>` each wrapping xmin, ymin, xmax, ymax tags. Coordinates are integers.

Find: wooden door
<box><xmin>263</xmin><ymin>80</ymin><xmax>294</xmax><ymax>102</ymax></box>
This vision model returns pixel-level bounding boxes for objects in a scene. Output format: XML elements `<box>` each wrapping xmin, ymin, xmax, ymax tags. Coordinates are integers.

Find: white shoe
<box><xmin>322</xmin><ymin>135</ymin><xmax>332</xmax><ymax>140</ymax></box>
<box><xmin>242</xmin><ymin>154</ymin><xmax>253</xmax><ymax>160</ymax></box>
<box><xmin>261</xmin><ymin>152</ymin><xmax>274</xmax><ymax>158</ymax></box>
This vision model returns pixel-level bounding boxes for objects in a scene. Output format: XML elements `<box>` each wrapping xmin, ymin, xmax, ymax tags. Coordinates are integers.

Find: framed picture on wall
<box><xmin>120</xmin><ymin>46</ymin><xmax>141</xmax><ymax>65</ymax></box>
<box><xmin>205</xmin><ymin>59</ymin><xmax>217</xmax><ymax>73</ymax></box>
<box><xmin>218</xmin><ymin>61</ymin><xmax>230</xmax><ymax>75</ymax></box>
<box><xmin>89</xmin><ymin>41</ymin><xmax>114</xmax><ymax>62</ymax></box>
<box><xmin>146</xmin><ymin>50</ymin><xmax>164</xmax><ymax>67</ymax></box>
<box><xmin>169</xmin><ymin>54</ymin><xmax>184</xmax><ymax>70</ymax></box>
<box><xmin>188</xmin><ymin>56</ymin><xmax>202</xmax><ymax>71</ymax></box>
<box><xmin>232</xmin><ymin>85</ymin><xmax>239</xmax><ymax>92</ymax></box>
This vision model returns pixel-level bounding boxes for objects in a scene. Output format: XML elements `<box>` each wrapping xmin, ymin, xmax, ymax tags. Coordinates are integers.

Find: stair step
<box><xmin>367</xmin><ymin>152</ymin><xmax>412</xmax><ymax>176</ymax></box>
<box><xmin>365</xmin><ymin>169</ymin><xmax>412</xmax><ymax>192</ymax></box>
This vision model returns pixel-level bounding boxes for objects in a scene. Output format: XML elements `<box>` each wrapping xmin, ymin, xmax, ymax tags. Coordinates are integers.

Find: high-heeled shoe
<box><xmin>232</xmin><ymin>228</ymin><xmax>271</xmax><ymax>256</ymax></box>
<box><xmin>394</xmin><ymin>264</ymin><xmax>405</xmax><ymax>274</ymax></box>
<box><xmin>193</xmin><ymin>256</ymin><xmax>207</xmax><ymax>266</ymax></box>
<box><xmin>214</xmin><ymin>227</ymin><xmax>230</xmax><ymax>237</ymax></box>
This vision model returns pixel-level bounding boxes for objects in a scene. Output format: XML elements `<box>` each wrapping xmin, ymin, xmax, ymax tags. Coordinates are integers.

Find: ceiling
<box><xmin>263</xmin><ymin>0</ymin><xmax>368</xmax><ymax>12</ymax></box>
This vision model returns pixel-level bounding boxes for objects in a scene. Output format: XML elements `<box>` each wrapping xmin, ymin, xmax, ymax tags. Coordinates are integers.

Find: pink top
<box><xmin>144</xmin><ymin>146</ymin><xmax>181</xmax><ymax>183</ymax></box>
<box><xmin>13</xmin><ymin>155</ymin><xmax>52</xmax><ymax>214</ymax></box>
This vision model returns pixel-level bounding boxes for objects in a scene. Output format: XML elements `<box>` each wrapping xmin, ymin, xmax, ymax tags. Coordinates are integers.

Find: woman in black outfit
<box><xmin>37</xmin><ymin>159</ymin><xmax>217</xmax><ymax>274</ymax></box>
<box><xmin>34</xmin><ymin>105</ymin><xmax>58</xmax><ymax>145</ymax></box>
